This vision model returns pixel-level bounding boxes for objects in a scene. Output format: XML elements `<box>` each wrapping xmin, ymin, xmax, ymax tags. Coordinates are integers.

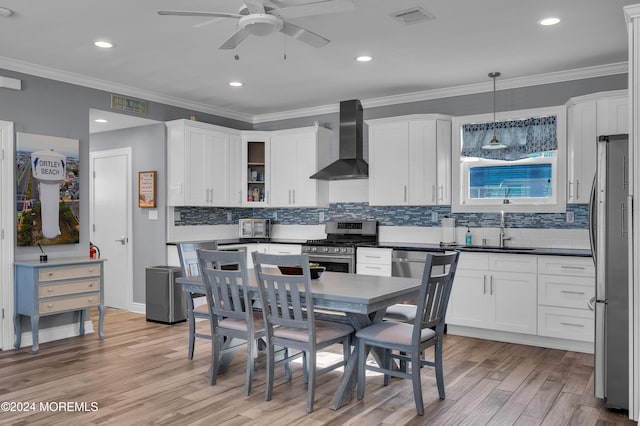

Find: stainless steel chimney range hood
<box><xmin>310</xmin><ymin>99</ymin><xmax>368</xmax><ymax>180</ymax></box>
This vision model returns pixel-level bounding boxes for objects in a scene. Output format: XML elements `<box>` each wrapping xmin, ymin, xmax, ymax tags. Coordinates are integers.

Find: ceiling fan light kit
<box><xmin>239</xmin><ymin>14</ymin><xmax>283</xmax><ymax>36</ymax></box>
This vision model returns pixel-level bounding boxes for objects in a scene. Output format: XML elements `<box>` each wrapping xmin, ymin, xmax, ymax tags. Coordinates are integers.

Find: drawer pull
<box><xmin>560</xmin><ymin>266</ymin><xmax>585</xmax><ymax>270</ymax></box>
<box><xmin>47</xmin><ymin>303</ymin><xmax>53</xmax><ymax>308</ymax></box>
<box><xmin>88</xmin><ymin>268</ymin><xmax>94</xmax><ymax>272</ymax></box>
<box><xmin>365</xmin><ymin>256</ymin><xmax>382</xmax><ymax>259</ymax></box>
<box><xmin>560</xmin><ymin>322</ymin><xmax>585</xmax><ymax>328</ymax></box>
<box><xmin>88</xmin><ymin>298</ymin><xmax>94</xmax><ymax>303</ymax></box>
<box><xmin>48</xmin><ymin>272</ymin><xmax>54</xmax><ymax>277</ymax></box>
<box><xmin>560</xmin><ymin>290</ymin><xmax>585</xmax><ymax>295</ymax></box>
<box><xmin>47</xmin><ymin>288</ymin><xmax>54</xmax><ymax>292</ymax></box>
<box><xmin>366</xmin><ymin>266</ymin><xmax>381</xmax><ymax>269</ymax></box>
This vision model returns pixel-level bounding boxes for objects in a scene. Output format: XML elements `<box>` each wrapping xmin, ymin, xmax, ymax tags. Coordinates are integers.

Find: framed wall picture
<box><xmin>138</xmin><ymin>171</ymin><xmax>156</xmax><ymax>208</ymax></box>
<box><xmin>16</xmin><ymin>132</ymin><xmax>80</xmax><ymax>246</ymax></box>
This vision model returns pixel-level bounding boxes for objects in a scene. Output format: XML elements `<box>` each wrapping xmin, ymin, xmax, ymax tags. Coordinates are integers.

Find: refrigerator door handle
<box><xmin>588</xmin><ymin>296</ymin><xmax>596</xmax><ymax>311</ymax></box>
<box><xmin>588</xmin><ymin>175</ymin><xmax>597</xmax><ymax>266</ymax></box>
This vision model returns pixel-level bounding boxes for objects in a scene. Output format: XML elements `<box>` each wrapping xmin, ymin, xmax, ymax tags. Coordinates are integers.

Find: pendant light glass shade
<box><xmin>483</xmin><ymin>71</ymin><xmax>507</xmax><ymax>150</ymax></box>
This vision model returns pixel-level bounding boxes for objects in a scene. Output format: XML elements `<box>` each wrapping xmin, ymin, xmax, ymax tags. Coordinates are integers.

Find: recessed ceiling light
<box><xmin>94</xmin><ymin>119</ymin><xmax>108</xmax><ymax>123</ymax></box>
<box><xmin>538</xmin><ymin>17</ymin><xmax>560</xmax><ymax>26</ymax></box>
<box><xmin>229</xmin><ymin>81</ymin><xmax>243</xmax><ymax>87</ymax></box>
<box><xmin>356</xmin><ymin>55</ymin><xmax>373</xmax><ymax>62</ymax></box>
<box><xmin>94</xmin><ymin>40</ymin><xmax>114</xmax><ymax>49</ymax></box>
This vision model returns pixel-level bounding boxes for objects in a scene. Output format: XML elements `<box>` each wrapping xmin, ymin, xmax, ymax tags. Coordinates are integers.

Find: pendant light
<box><xmin>483</xmin><ymin>71</ymin><xmax>507</xmax><ymax>150</ymax></box>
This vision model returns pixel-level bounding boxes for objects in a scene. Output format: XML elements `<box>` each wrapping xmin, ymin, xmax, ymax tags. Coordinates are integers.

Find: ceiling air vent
<box><xmin>390</xmin><ymin>7</ymin><xmax>434</xmax><ymax>25</ymax></box>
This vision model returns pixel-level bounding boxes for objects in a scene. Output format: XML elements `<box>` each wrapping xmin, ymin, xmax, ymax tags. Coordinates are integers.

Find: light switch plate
<box><xmin>319</xmin><ymin>212</ymin><xmax>325</xmax><ymax>223</ymax></box>
<box><xmin>431</xmin><ymin>212</ymin><xmax>438</xmax><ymax>223</ymax></box>
<box><xmin>227</xmin><ymin>212</ymin><xmax>232</xmax><ymax>222</ymax></box>
<box><xmin>148</xmin><ymin>209</ymin><xmax>158</xmax><ymax>220</ymax></box>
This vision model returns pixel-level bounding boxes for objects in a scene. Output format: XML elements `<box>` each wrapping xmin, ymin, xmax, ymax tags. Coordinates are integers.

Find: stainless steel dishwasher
<box><xmin>391</xmin><ymin>249</ymin><xmax>445</xmax><ymax>278</ymax></box>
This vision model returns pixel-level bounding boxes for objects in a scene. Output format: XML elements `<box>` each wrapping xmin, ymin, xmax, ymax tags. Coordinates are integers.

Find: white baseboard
<box><xmin>16</xmin><ymin>320</ymin><xmax>94</xmax><ymax>350</ymax></box>
<box><xmin>130</xmin><ymin>302</ymin><xmax>146</xmax><ymax>315</ymax></box>
<box><xmin>447</xmin><ymin>325</ymin><xmax>594</xmax><ymax>354</ymax></box>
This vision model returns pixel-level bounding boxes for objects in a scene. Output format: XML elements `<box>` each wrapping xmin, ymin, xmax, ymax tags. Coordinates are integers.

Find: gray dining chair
<box><xmin>252</xmin><ymin>252</ymin><xmax>355</xmax><ymax>413</ymax></box>
<box><xmin>177</xmin><ymin>240</ymin><xmax>217</xmax><ymax>360</ymax></box>
<box><xmin>197</xmin><ymin>249</ymin><xmax>267</xmax><ymax>394</ymax></box>
<box><xmin>356</xmin><ymin>251</ymin><xmax>459</xmax><ymax>416</ymax></box>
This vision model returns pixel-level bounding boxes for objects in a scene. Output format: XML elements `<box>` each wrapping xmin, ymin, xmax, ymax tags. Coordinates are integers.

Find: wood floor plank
<box><xmin>0</xmin><ymin>309</ymin><xmax>635</xmax><ymax>426</ymax></box>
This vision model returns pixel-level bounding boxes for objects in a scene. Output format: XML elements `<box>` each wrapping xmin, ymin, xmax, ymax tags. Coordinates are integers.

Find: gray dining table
<box><xmin>176</xmin><ymin>270</ymin><xmax>421</xmax><ymax>410</ymax></box>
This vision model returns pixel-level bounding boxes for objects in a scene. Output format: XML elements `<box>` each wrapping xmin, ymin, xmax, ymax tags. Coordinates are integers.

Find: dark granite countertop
<box><xmin>167</xmin><ymin>238</ymin><xmax>307</xmax><ymax>246</ymax></box>
<box><xmin>361</xmin><ymin>242</ymin><xmax>592</xmax><ymax>257</ymax></box>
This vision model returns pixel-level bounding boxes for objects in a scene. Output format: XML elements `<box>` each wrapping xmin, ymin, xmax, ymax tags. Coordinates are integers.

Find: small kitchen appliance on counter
<box><xmin>301</xmin><ymin>220</ymin><xmax>378</xmax><ymax>274</ymax></box>
<box><xmin>239</xmin><ymin>218</ymin><xmax>271</xmax><ymax>240</ymax></box>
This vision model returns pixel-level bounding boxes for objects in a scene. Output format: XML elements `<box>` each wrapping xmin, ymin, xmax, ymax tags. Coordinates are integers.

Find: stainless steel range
<box><xmin>302</xmin><ymin>220</ymin><xmax>378</xmax><ymax>273</ymax></box>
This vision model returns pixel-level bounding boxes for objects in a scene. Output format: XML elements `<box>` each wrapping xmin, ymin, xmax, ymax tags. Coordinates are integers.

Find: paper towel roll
<box><xmin>440</xmin><ymin>217</ymin><xmax>456</xmax><ymax>246</ymax></box>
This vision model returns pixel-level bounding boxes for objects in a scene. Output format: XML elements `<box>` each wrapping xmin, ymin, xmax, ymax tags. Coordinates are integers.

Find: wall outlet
<box><xmin>566</xmin><ymin>211</ymin><xmax>574</xmax><ymax>223</ymax></box>
<box><xmin>319</xmin><ymin>212</ymin><xmax>325</xmax><ymax>223</ymax></box>
<box><xmin>174</xmin><ymin>210</ymin><xmax>181</xmax><ymax>221</ymax></box>
<box><xmin>273</xmin><ymin>211</ymin><xmax>278</xmax><ymax>221</ymax></box>
<box><xmin>227</xmin><ymin>212</ymin><xmax>232</xmax><ymax>223</ymax></box>
<box><xmin>431</xmin><ymin>212</ymin><xmax>438</xmax><ymax>223</ymax></box>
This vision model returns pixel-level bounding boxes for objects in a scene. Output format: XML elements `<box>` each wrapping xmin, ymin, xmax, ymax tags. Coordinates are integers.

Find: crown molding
<box><xmin>251</xmin><ymin>62</ymin><xmax>628</xmax><ymax>123</ymax></box>
<box><xmin>0</xmin><ymin>55</ymin><xmax>627</xmax><ymax>126</ymax></box>
<box><xmin>0</xmin><ymin>56</ymin><xmax>253</xmax><ymax>123</ymax></box>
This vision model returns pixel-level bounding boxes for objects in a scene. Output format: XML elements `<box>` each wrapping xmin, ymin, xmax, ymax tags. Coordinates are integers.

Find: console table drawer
<box><xmin>39</xmin><ymin>264</ymin><xmax>102</xmax><ymax>282</ymax></box>
<box><xmin>39</xmin><ymin>293</ymin><xmax>101</xmax><ymax>314</ymax></box>
<box><xmin>39</xmin><ymin>279</ymin><xmax>101</xmax><ymax>298</ymax></box>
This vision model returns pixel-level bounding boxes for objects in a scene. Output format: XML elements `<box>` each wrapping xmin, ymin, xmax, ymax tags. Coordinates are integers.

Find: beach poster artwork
<box><xmin>16</xmin><ymin>133</ymin><xmax>80</xmax><ymax>246</ymax></box>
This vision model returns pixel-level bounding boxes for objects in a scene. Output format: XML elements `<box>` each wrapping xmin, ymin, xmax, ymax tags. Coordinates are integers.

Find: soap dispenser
<box><xmin>465</xmin><ymin>226</ymin><xmax>473</xmax><ymax>245</ymax></box>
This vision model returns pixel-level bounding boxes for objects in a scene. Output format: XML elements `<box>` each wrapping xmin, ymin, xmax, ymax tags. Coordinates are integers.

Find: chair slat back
<box><xmin>198</xmin><ymin>249</ymin><xmax>252</xmax><ymax>322</ymax></box>
<box><xmin>252</xmin><ymin>253</ymin><xmax>313</xmax><ymax>332</ymax></box>
<box><xmin>178</xmin><ymin>241</ymin><xmax>217</xmax><ymax>277</ymax></box>
<box><xmin>414</xmin><ymin>251</ymin><xmax>459</xmax><ymax>340</ymax></box>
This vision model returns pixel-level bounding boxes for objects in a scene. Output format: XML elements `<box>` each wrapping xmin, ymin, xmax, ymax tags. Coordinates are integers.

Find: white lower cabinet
<box><xmin>447</xmin><ymin>252</ymin><xmax>537</xmax><ymax>335</ymax></box>
<box><xmin>537</xmin><ymin>256</ymin><xmax>595</xmax><ymax>342</ymax></box>
<box><xmin>356</xmin><ymin>247</ymin><xmax>392</xmax><ymax>277</ymax></box>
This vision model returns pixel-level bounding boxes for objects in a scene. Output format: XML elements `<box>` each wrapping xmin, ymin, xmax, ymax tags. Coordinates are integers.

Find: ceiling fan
<box><xmin>157</xmin><ymin>0</ymin><xmax>355</xmax><ymax>50</ymax></box>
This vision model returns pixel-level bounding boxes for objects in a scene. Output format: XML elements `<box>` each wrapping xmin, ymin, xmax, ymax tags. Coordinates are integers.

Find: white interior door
<box><xmin>0</xmin><ymin>121</ymin><xmax>15</xmax><ymax>350</ymax></box>
<box><xmin>90</xmin><ymin>148</ymin><xmax>132</xmax><ymax>310</ymax></box>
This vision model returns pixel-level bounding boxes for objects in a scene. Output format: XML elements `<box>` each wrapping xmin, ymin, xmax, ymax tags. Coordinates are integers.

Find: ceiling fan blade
<box><xmin>280</xmin><ymin>21</ymin><xmax>329</xmax><ymax>47</ymax></box>
<box><xmin>244</xmin><ymin>0</ymin><xmax>266</xmax><ymax>14</ymax></box>
<box><xmin>272</xmin><ymin>0</ymin><xmax>355</xmax><ymax>20</ymax></box>
<box><xmin>218</xmin><ymin>27</ymin><xmax>252</xmax><ymax>50</ymax></box>
<box><xmin>157</xmin><ymin>10</ymin><xmax>241</xmax><ymax>19</ymax></box>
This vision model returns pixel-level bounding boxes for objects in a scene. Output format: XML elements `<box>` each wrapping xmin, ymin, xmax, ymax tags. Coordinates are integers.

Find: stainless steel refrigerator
<box><xmin>589</xmin><ymin>133</ymin><xmax>629</xmax><ymax>410</ymax></box>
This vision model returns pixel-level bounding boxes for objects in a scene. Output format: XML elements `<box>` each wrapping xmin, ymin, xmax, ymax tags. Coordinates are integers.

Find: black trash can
<box><xmin>145</xmin><ymin>265</ymin><xmax>186</xmax><ymax>324</ymax></box>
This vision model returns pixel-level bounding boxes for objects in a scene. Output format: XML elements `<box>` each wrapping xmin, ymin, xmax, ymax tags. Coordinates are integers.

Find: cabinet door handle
<box><xmin>403</xmin><ymin>185</ymin><xmax>407</xmax><ymax>202</ymax></box>
<box><xmin>439</xmin><ymin>185</ymin><xmax>444</xmax><ymax>202</ymax></box>
<box><xmin>292</xmin><ymin>190</ymin><xmax>295</xmax><ymax>205</ymax></box>
<box><xmin>288</xmin><ymin>190</ymin><xmax>291</xmax><ymax>204</ymax></box>
<box><xmin>575</xmin><ymin>180</ymin><xmax>580</xmax><ymax>199</ymax></box>
<box><xmin>432</xmin><ymin>185</ymin><xmax>436</xmax><ymax>203</ymax></box>
<box><xmin>490</xmin><ymin>275</ymin><xmax>494</xmax><ymax>295</ymax></box>
<box><xmin>560</xmin><ymin>290</ymin><xmax>585</xmax><ymax>295</ymax></box>
<box><xmin>560</xmin><ymin>265</ymin><xmax>585</xmax><ymax>270</ymax></box>
<box><xmin>560</xmin><ymin>322</ymin><xmax>585</xmax><ymax>328</ymax></box>
<box><xmin>483</xmin><ymin>275</ymin><xmax>487</xmax><ymax>295</ymax></box>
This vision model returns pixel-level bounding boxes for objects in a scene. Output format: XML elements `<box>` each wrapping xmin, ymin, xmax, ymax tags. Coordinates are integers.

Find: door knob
<box><xmin>115</xmin><ymin>236</ymin><xmax>127</xmax><ymax>245</ymax></box>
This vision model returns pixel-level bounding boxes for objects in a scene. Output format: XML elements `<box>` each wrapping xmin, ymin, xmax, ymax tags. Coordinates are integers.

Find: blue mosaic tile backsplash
<box><xmin>175</xmin><ymin>203</ymin><xmax>589</xmax><ymax>229</ymax></box>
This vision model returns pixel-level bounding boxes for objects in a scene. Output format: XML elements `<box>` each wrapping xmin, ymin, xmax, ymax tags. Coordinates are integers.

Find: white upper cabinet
<box><xmin>368</xmin><ymin>115</ymin><xmax>451</xmax><ymax>206</ymax></box>
<box><xmin>566</xmin><ymin>90</ymin><xmax>628</xmax><ymax>204</ymax></box>
<box><xmin>166</xmin><ymin>119</ymin><xmax>240</xmax><ymax>207</ymax></box>
<box><xmin>242</xmin><ymin>132</ymin><xmax>271</xmax><ymax>207</ymax></box>
<box><xmin>269</xmin><ymin>126</ymin><xmax>331</xmax><ymax>208</ymax></box>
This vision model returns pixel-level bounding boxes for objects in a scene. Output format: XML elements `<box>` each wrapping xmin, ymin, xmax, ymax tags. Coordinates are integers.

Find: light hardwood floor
<box><xmin>0</xmin><ymin>309</ymin><xmax>635</xmax><ymax>425</ymax></box>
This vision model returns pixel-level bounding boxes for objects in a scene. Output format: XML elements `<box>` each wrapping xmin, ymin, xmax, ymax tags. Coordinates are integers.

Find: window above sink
<box><xmin>452</xmin><ymin>106</ymin><xmax>567</xmax><ymax>213</ymax></box>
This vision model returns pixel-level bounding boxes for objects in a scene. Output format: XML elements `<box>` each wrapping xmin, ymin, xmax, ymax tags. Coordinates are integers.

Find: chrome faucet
<box><xmin>499</xmin><ymin>211</ymin><xmax>511</xmax><ymax>248</ymax></box>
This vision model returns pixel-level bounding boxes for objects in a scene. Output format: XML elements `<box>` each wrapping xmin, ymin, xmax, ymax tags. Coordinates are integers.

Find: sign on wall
<box><xmin>16</xmin><ymin>133</ymin><xmax>80</xmax><ymax>246</ymax></box>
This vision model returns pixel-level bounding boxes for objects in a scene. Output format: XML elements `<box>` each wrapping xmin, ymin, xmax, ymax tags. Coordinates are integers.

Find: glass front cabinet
<box><xmin>242</xmin><ymin>132</ymin><xmax>270</xmax><ymax>207</ymax></box>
